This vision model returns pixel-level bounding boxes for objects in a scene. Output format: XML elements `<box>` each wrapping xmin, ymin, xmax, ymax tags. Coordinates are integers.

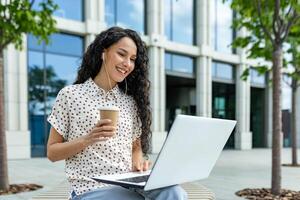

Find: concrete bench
<box><xmin>31</xmin><ymin>181</ymin><xmax>215</xmax><ymax>200</ymax></box>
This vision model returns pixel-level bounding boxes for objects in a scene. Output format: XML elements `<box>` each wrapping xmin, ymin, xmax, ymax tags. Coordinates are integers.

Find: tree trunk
<box><xmin>291</xmin><ymin>79</ymin><xmax>297</xmax><ymax>165</ymax></box>
<box><xmin>271</xmin><ymin>45</ymin><xmax>282</xmax><ymax>195</ymax></box>
<box><xmin>0</xmin><ymin>50</ymin><xmax>9</xmax><ymax>190</ymax></box>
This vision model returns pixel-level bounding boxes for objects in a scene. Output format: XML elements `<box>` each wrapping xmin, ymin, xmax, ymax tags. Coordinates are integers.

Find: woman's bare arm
<box><xmin>47</xmin><ymin>119</ymin><xmax>116</xmax><ymax>162</ymax></box>
<box><xmin>132</xmin><ymin>139</ymin><xmax>151</xmax><ymax>171</ymax></box>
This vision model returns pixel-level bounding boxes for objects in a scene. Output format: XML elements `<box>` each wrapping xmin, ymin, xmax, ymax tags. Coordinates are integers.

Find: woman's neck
<box><xmin>94</xmin><ymin>68</ymin><xmax>117</xmax><ymax>92</ymax></box>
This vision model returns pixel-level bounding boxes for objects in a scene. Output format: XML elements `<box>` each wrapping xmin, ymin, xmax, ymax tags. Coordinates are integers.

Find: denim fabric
<box><xmin>70</xmin><ymin>185</ymin><xmax>187</xmax><ymax>200</ymax></box>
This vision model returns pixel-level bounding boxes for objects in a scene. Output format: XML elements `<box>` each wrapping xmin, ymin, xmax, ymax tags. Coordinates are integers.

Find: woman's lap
<box><xmin>71</xmin><ymin>185</ymin><xmax>187</xmax><ymax>200</ymax></box>
<box><xmin>71</xmin><ymin>186</ymin><xmax>143</xmax><ymax>200</ymax></box>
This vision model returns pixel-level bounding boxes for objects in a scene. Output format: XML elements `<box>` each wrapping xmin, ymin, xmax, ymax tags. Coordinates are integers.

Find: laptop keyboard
<box><xmin>118</xmin><ymin>175</ymin><xmax>150</xmax><ymax>183</ymax></box>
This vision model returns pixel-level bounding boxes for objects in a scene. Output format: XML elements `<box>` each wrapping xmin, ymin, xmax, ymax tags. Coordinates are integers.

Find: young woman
<box><xmin>47</xmin><ymin>27</ymin><xmax>187</xmax><ymax>200</ymax></box>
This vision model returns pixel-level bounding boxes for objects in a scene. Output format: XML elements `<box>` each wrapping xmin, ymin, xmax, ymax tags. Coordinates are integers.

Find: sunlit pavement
<box><xmin>1</xmin><ymin>148</ymin><xmax>299</xmax><ymax>200</ymax></box>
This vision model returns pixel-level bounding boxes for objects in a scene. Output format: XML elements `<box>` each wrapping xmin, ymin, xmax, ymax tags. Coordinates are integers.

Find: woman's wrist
<box><xmin>78</xmin><ymin>136</ymin><xmax>89</xmax><ymax>149</ymax></box>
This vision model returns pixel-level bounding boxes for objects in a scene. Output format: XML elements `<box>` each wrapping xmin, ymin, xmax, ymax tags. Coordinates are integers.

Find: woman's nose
<box><xmin>123</xmin><ymin>58</ymin><xmax>132</xmax><ymax>68</ymax></box>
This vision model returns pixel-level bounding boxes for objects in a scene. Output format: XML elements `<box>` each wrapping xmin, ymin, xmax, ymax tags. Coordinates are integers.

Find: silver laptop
<box><xmin>92</xmin><ymin>115</ymin><xmax>236</xmax><ymax>191</ymax></box>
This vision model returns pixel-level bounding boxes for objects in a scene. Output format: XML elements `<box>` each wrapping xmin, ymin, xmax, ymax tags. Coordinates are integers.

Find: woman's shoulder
<box><xmin>57</xmin><ymin>83</ymin><xmax>86</xmax><ymax>97</ymax></box>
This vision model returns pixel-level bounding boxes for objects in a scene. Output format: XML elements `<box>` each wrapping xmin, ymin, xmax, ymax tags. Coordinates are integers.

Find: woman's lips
<box><xmin>116</xmin><ymin>66</ymin><xmax>127</xmax><ymax>75</ymax></box>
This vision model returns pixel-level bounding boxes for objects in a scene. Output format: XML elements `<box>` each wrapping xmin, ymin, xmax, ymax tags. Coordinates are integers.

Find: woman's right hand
<box><xmin>81</xmin><ymin>119</ymin><xmax>116</xmax><ymax>147</ymax></box>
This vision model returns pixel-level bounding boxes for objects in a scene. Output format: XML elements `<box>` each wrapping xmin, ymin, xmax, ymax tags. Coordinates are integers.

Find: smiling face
<box><xmin>101</xmin><ymin>37</ymin><xmax>137</xmax><ymax>86</ymax></box>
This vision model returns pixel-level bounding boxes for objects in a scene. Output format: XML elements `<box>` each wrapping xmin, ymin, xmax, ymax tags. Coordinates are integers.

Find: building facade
<box><xmin>4</xmin><ymin>0</ymin><xmax>299</xmax><ymax>159</ymax></box>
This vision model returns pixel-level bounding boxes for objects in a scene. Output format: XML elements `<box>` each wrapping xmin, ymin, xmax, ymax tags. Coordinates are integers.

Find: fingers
<box><xmin>91</xmin><ymin>120</ymin><xmax>117</xmax><ymax>138</ymax></box>
<box><xmin>84</xmin><ymin>120</ymin><xmax>117</xmax><ymax>146</ymax></box>
<box><xmin>134</xmin><ymin>162</ymin><xmax>142</xmax><ymax>172</ymax></box>
<box><xmin>133</xmin><ymin>160</ymin><xmax>152</xmax><ymax>172</ymax></box>
<box><xmin>93</xmin><ymin>125</ymin><xmax>116</xmax><ymax>132</ymax></box>
<box><xmin>143</xmin><ymin>160</ymin><xmax>151</xmax><ymax>171</ymax></box>
<box><xmin>95</xmin><ymin>119</ymin><xmax>113</xmax><ymax>127</ymax></box>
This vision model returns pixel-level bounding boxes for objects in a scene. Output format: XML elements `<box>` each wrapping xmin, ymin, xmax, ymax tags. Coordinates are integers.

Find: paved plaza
<box><xmin>0</xmin><ymin>148</ymin><xmax>299</xmax><ymax>200</ymax></box>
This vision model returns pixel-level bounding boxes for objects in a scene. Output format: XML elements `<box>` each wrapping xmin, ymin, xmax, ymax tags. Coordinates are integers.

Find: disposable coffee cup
<box><xmin>98</xmin><ymin>106</ymin><xmax>120</xmax><ymax>127</ymax></box>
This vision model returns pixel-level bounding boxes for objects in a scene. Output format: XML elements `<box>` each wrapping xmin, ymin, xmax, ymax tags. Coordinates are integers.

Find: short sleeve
<box><xmin>47</xmin><ymin>88</ymin><xmax>70</xmax><ymax>140</ymax></box>
<box><xmin>132</xmin><ymin>103</ymin><xmax>142</xmax><ymax>142</ymax></box>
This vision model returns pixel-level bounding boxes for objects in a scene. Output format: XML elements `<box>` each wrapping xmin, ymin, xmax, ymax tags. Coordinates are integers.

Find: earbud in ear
<box><xmin>102</xmin><ymin>53</ymin><xmax>105</xmax><ymax>61</ymax></box>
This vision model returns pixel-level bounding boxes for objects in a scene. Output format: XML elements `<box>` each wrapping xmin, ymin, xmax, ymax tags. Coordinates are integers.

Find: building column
<box><xmin>265</xmin><ymin>73</ymin><xmax>273</xmax><ymax>148</ymax></box>
<box><xmin>147</xmin><ymin>0</ymin><xmax>167</xmax><ymax>153</ymax></box>
<box><xmin>4</xmin><ymin>36</ymin><xmax>30</xmax><ymax>159</ymax></box>
<box><xmin>196</xmin><ymin>57</ymin><xmax>212</xmax><ymax>117</ymax></box>
<box><xmin>235</xmin><ymin>63</ymin><xmax>252</xmax><ymax>149</ymax></box>
<box><xmin>296</xmin><ymin>86</ymin><xmax>300</xmax><ymax>147</ymax></box>
<box><xmin>85</xmin><ymin>0</ymin><xmax>104</xmax><ymax>49</ymax></box>
<box><xmin>196</xmin><ymin>0</ymin><xmax>212</xmax><ymax>117</ymax></box>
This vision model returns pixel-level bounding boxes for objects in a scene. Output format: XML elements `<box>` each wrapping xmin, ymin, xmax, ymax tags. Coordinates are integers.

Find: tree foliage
<box><xmin>0</xmin><ymin>0</ymin><xmax>58</xmax><ymax>50</ymax></box>
<box><xmin>227</xmin><ymin>0</ymin><xmax>300</xmax><ymax>195</ymax></box>
<box><xmin>230</xmin><ymin>0</ymin><xmax>300</xmax><ymax>77</ymax></box>
<box><xmin>0</xmin><ymin>0</ymin><xmax>58</xmax><ymax>191</ymax></box>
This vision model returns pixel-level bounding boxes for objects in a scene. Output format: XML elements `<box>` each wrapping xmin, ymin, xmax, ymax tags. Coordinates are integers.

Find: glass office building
<box><xmin>4</xmin><ymin>0</ymin><xmax>296</xmax><ymax>158</ymax></box>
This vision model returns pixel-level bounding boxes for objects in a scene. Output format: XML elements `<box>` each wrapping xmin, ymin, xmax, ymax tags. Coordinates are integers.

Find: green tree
<box><xmin>0</xmin><ymin>0</ymin><xmax>57</xmax><ymax>191</ymax></box>
<box><xmin>228</xmin><ymin>0</ymin><xmax>300</xmax><ymax>195</ymax></box>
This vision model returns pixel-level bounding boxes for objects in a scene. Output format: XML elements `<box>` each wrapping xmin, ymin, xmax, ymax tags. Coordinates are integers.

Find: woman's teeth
<box><xmin>116</xmin><ymin>67</ymin><xmax>126</xmax><ymax>74</ymax></box>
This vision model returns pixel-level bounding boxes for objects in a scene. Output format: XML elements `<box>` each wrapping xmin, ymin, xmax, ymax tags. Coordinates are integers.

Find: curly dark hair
<box><xmin>74</xmin><ymin>26</ymin><xmax>152</xmax><ymax>154</ymax></box>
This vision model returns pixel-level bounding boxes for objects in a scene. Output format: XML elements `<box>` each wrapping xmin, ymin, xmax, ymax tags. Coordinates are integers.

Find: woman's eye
<box><xmin>118</xmin><ymin>52</ymin><xmax>125</xmax><ymax>57</ymax></box>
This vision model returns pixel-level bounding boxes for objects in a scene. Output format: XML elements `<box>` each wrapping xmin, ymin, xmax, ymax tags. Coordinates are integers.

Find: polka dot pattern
<box><xmin>47</xmin><ymin>78</ymin><xmax>142</xmax><ymax>195</ymax></box>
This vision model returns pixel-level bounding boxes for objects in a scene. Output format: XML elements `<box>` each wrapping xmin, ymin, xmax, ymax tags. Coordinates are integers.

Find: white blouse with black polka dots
<box><xmin>47</xmin><ymin>78</ymin><xmax>142</xmax><ymax>195</ymax></box>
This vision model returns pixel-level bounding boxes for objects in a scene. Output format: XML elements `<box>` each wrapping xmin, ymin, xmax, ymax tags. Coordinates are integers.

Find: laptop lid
<box><xmin>144</xmin><ymin>115</ymin><xmax>236</xmax><ymax>190</ymax></box>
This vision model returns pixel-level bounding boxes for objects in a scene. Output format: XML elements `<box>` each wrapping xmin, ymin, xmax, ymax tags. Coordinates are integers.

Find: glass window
<box><xmin>28</xmin><ymin>33</ymin><xmax>84</xmax><ymax>114</ymax></box>
<box><xmin>53</xmin><ymin>0</ymin><xmax>84</xmax><ymax>21</ymax></box>
<box><xmin>46</xmin><ymin>33</ymin><xmax>83</xmax><ymax>56</ymax></box>
<box><xmin>212</xmin><ymin>62</ymin><xmax>234</xmax><ymax>80</ymax></box>
<box><xmin>33</xmin><ymin>0</ymin><xmax>84</xmax><ymax>21</ymax></box>
<box><xmin>165</xmin><ymin>52</ymin><xmax>194</xmax><ymax>73</ymax></box>
<box><xmin>28</xmin><ymin>33</ymin><xmax>83</xmax><ymax>157</ymax></box>
<box><xmin>28</xmin><ymin>51</ymin><xmax>44</xmax><ymax>68</ymax></box>
<box><xmin>28</xmin><ymin>33</ymin><xmax>83</xmax><ymax>114</ymax></box>
<box><xmin>46</xmin><ymin>54</ymin><xmax>80</xmax><ymax>85</ymax></box>
<box><xmin>212</xmin><ymin>82</ymin><xmax>236</xmax><ymax>148</ymax></box>
<box><xmin>211</xmin><ymin>0</ymin><xmax>234</xmax><ymax>53</ymax></box>
<box><xmin>28</xmin><ymin>35</ymin><xmax>43</xmax><ymax>51</ymax></box>
<box><xmin>105</xmin><ymin>0</ymin><xmax>145</xmax><ymax>35</ymax></box>
<box><xmin>164</xmin><ymin>0</ymin><xmax>194</xmax><ymax>45</ymax></box>
<box><xmin>250</xmin><ymin>68</ymin><xmax>266</xmax><ymax>85</ymax></box>
<box><xmin>165</xmin><ymin>53</ymin><xmax>172</xmax><ymax>70</ymax></box>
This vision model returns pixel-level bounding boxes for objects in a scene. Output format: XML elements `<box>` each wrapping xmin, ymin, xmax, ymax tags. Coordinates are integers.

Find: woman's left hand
<box><xmin>132</xmin><ymin>158</ymin><xmax>152</xmax><ymax>172</ymax></box>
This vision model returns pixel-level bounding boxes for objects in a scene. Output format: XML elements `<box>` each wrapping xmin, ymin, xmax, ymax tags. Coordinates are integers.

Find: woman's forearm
<box><xmin>47</xmin><ymin>137</ymin><xmax>87</xmax><ymax>162</ymax></box>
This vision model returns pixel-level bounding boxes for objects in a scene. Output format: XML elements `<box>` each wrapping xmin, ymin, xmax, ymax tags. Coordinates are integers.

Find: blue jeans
<box><xmin>71</xmin><ymin>185</ymin><xmax>187</xmax><ymax>200</ymax></box>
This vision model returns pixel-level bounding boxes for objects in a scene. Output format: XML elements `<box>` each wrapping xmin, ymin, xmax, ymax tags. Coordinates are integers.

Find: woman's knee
<box><xmin>163</xmin><ymin>185</ymin><xmax>188</xmax><ymax>200</ymax></box>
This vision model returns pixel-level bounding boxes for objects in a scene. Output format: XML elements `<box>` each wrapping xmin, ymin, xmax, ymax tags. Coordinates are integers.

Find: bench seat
<box><xmin>31</xmin><ymin>181</ymin><xmax>215</xmax><ymax>200</ymax></box>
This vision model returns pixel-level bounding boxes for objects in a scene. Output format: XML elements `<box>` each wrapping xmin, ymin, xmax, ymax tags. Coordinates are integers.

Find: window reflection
<box><xmin>28</xmin><ymin>33</ymin><xmax>83</xmax><ymax>115</ymax></box>
<box><xmin>165</xmin><ymin>52</ymin><xmax>194</xmax><ymax>73</ymax></box>
<box><xmin>46</xmin><ymin>33</ymin><xmax>83</xmax><ymax>56</ymax></box>
<box><xmin>164</xmin><ymin>0</ymin><xmax>194</xmax><ymax>45</ymax></box>
<box><xmin>212</xmin><ymin>62</ymin><xmax>234</xmax><ymax>80</ymax></box>
<box><xmin>165</xmin><ymin>53</ymin><xmax>172</xmax><ymax>70</ymax></box>
<box><xmin>53</xmin><ymin>0</ymin><xmax>84</xmax><ymax>21</ymax></box>
<box><xmin>28</xmin><ymin>33</ymin><xmax>83</xmax><ymax>157</ymax></box>
<box><xmin>212</xmin><ymin>82</ymin><xmax>236</xmax><ymax>148</ymax></box>
<box><xmin>33</xmin><ymin>0</ymin><xmax>84</xmax><ymax>21</ymax></box>
<box><xmin>46</xmin><ymin>54</ymin><xmax>79</xmax><ymax>86</ymax></box>
<box><xmin>105</xmin><ymin>0</ymin><xmax>145</xmax><ymax>35</ymax></box>
<box><xmin>250</xmin><ymin>68</ymin><xmax>266</xmax><ymax>86</ymax></box>
<box><xmin>211</xmin><ymin>0</ymin><xmax>234</xmax><ymax>53</ymax></box>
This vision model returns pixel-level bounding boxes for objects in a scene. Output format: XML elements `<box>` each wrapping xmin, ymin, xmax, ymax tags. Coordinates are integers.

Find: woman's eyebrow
<box><xmin>118</xmin><ymin>48</ymin><xmax>128</xmax><ymax>53</ymax></box>
<box><xmin>118</xmin><ymin>48</ymin><xmax>136</xmax><ymax>57</ymax></box>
